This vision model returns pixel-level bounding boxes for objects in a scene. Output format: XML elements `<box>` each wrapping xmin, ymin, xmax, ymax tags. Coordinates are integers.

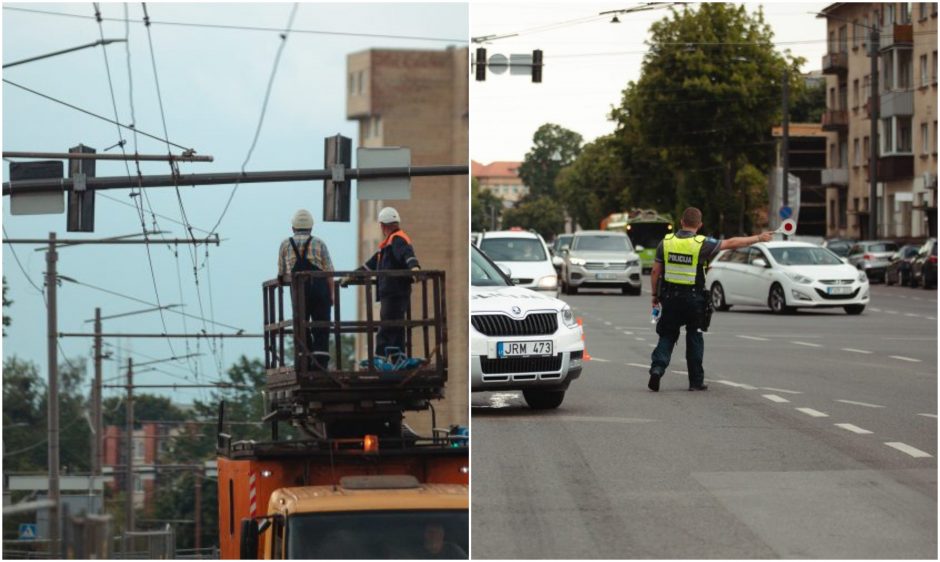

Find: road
<box><xmin>471</xmin><ymin>280</ymin><xmax>937</xmax><ymax>559</ymax></box>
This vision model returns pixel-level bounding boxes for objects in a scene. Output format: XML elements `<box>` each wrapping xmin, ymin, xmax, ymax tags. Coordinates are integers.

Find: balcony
<box><xmin>880</xmin><ymin>89</ymin><xmax>914</xmax><ymax>118</ymax></box>
<box><xmin>821</xmin><ymin>109</ymin><xmax>848</xmax><ymax>131</ymax></box>
<box><xmin>822</xmin><ymin>51</ymin><xmax>848</xmax><ymax>75</ymax></box>
<box><xmin>880</xmin><ymin>24</ymin><xmax>913</xmax><ymax>50</ymax></box>
<box><xmin>822</xmin><ymin>168</ymin><xmax>849</xmax><ymax>186</ymax></box>
<box><xmin>877</xmin><ymin>154</ymin><xmax>914</xmax><ymax>181</ymax></box>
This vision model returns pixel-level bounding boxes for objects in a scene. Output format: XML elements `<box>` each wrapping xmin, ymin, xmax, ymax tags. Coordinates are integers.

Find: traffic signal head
<box><xmin>475</xmin><ymin>48</ymin><xmax>486</xmax><ymax>81</ymax></box>
<box><xmin>532</xmin><ymin>49</ymin><xmax>543</xmax><ymax>83</ymax></box>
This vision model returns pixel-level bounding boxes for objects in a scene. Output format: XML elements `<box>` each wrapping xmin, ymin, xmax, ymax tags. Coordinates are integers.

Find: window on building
<box><xmin>922</xmin><ymin>123</ymin><xmax>930</xmax><ymax>154</ymax></box>
<box><xmin>933</xmin><ymin>51</ymin><xmax>938</xmax><ymax>83</ymax></box>
<box><xmin>863</xmin><ymin>196</ymin><xmax>869</xmax><ymax>212</ymax></box>
<box><xmin>854</xmin><ymin>138</ymin><xmax>861</xmax><ymax>166</ymax></box>
<box><xmin>356</xmin><ymin>70</ymin><xmax>364</xmax><ymax>95</ymax></box>
<box><xmin>853</xmin><ymin>79</ymin><xmax>859</xmax><ymax>107</ymax></box>
<box><xmin>863</xmin><ymin>74</ymin><xmax>871</xmax><ymax>101</ymax></box>
<box><xmin>886</xmin><ymin>4</ymin><xmax>896</xmax><ymax>26</ymax></box>
<box><xmin>920</xmin><ymin>2</ymin><xmax>928</xmax><ymax>19</ymax></box>
<box><xmin>134</xmin><ymin>439</ymin><xmax>145</xmax><ymax>460</ymax></box>
<box><xmin>901</xmin><ymin>2</ymin><xmax>911</xmax><ymax>23</ymax></box>
<box><xmin>922</xmin><ymin>54</ymin><xmax>930</xmax><ymax>87</ymax></box>
<box><xmin>372</xmin><ymin>116</ymin><xmax>381</xmax><ymax>138</ymax></box>
<box><xmin>852</xmin><ymin>20</ymin><xmax>861</xmax><ymax>48</ymax></box>
<box><xmin>830</xmin><ymin>143</ymin><xmax>838</xmax><ymax>167</ymax></box>
<box><xmin>897</xmin><ymin>117</ymin><xmax>912</xmax><ymax>152</ymax></box>
<box><xmin>883</xmin><ymin>54</ymin><xmax>895</xmax><ymax>90</ymax></box>
<box><xmin>862</xmin><ymin>16</ymin><xmax>870</xmax><ymax>47</ymax></box>
<box><xmin>934</xmin><ymin>121</ymin><xmax>938</xmax><ymax>154</ymax></box>
<box><xmin>829</xmin><ymin>199</ymin><xmax>836</xmax><ymax>228</ymax></box>
<box><xmin>839</xmin><ymin>189</ymin><xmax>847</xmax><ymax>228</ymax></box>
<box><xmin>134</xmin><ymin>476</ymin><xmax>143</xmax><ymax>492</ymax></box>
<box><xmin>840</xmin><ymin>139</ymin><xmax>848</xmax><ymax>168</ymax></box>
<box><xmin>863</xmin><ymin>136</ymin><xmax>870</xmax><ymax>163</ymax></box>
<box><xmin>829</xmin><ymin>30</ymin><xmax>836</xmax><ymax>53</ymax></box>
<box><xmin>853</xmin><ymin>197</ymin><xmax>860</xmax><ymax>211</ymax></box>
<box><xmin>838</xmin><ymin>25</ymin><xmax>848</xmax><ymax>52</ymax></box>
<box><xmin>348</xmin><ymin>73</ymin><xmax>354</xmax><ymax>95</ymax></box>
<box><xmin>898</xmin><ymin>49</ymin><xmax>913</xmax><ymax>89</ymax></box>
<box><xmin>829</xmin><ymin>87</ymin><xmax>836</xmax><ymax>108</ymax></box>
<box><xmin>882</xmin><ymin>118</ymin><xmax>895</xmax><ymax>153</ymax></box>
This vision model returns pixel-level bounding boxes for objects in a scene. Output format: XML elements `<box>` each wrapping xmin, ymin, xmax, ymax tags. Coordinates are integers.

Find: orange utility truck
<box><xmin>218</xmin><ymin>270</ymin><xmax>468</xmax><ymax>559</ymax></box>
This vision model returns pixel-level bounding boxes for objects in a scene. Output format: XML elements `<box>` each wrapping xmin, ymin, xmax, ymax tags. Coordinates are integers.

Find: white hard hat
<box><xmin>291</xmin><ymin>209</ymin><xmax>314</xmax><ymax>230</ymax></box>
<box><xmin>378</xmin><ymin>207</ymin><xmax>400</xmax><ymax>225</ymax></box>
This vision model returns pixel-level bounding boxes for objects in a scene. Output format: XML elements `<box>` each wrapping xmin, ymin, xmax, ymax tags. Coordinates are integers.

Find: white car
<box><xmin>477</xmin><ymin>229</ymin><xmax>558</xmax><ymax>294</ymax></box>
<box><xmin>470</xmin><ymin>245</ymin><xmax>584</xmax><ymax>409</ymax></box>
<box><xmin>706</xmin><ymin>241</ymin><xmax>870</xmax><ymax>315</ymax></box>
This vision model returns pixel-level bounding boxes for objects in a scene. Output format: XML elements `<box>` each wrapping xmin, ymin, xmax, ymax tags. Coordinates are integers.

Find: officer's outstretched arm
<box><xmin>718</xmin><ymin>231</ymin><xmax>774</xmax><ymax>251</ymax></box>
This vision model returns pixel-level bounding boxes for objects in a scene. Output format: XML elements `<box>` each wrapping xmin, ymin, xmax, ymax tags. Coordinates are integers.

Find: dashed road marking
<box><xmin>884</xmin><ymin>310</ymin><xmax>899</xmax><ymax>315</ymax></box>
<box><xmin>869</xmin><ymin>307</ymin><xmax>882</xmax><ymax>312</ymax></box>
<box><xmin>928</xmin><ymin>317</ymin><xmax>937</xmax><ymax>320</ymax></box>
<box><xmin>904</xmin><ymin>313</ymin><xmax>919</xmax><ymax>317</ymax></box>
<box><xmin>604</xmin><ymin>321</ymin><xmax>612</xmax><ymax>326</ymax></box>
<box><xmin>627</xmin><ymin>363</ymin><xmax>649</xmax><ymax>369</ymax></box>
<box><xmin>714</xmin><ymin>380</ymin><xmax>758</xmax><ymax>390</ymax></box>
<box><xmin>622</xmin><ymin>331</ymin><xmax>634</xmax><ymax>335</ymax></box>
<box><xmin>791</xmin><ymin>341</ymin><xmax>822</xmax><ymax>348</ymax></box>
<box><xmin>796</xmin><ymin>407</ymin><xmax>829</xmax><ymax>418</ymax></box>
<box><xmin>884</xmin><ymin>442</ymin><xmax>933</xmax><ymax>458</ymax></box>
<box><xmin>890</xmin><ymin>355</ymin><xmax>921</xmax><ymax>363</ymax></box>
<box><xmin>591</xmin><ymin>357</ymin><xmax>611</xmax><ymax>363</ymax></box>
<box><xmin>835</xmin><ymin>399</ymin><xmax>885</xmax><ymax>408</ymax></box>
<box><xmin>842</xmin><ymin>348</ymin><xmax>873</xmax><ymax>354</ymax></box>
<box><xmin>835</xmin><ymin>423</ymin><xmax>873</xmax><ymax>434</ymax></box>
<box><xmin>671</xmin><ymin>370</ymin><xmax>688</xmax><ymax>375</ymax></box>
<box><xmin>761</xmin><ymin>387</ymin><xmax>802</xmax><ymax>394</ymax></box>
<box><xmin>917</xmin><ymin>413</ymin><xmax>937</xmax><ymax>419</ymax></box>
<box><xmin>648</xmin><ymin>344</ymin><xmax>656</xmax><ymax>348</ymax></box>
<box><xmin>762</xmin><ymin>394</ymin><xmax>789</xmax><ymax>403</ymax></box>
<box><xmin>737</xmin><ymin>335</ymin><xmax>769</xmax><ymax>341</ymax></box>
<box><xmin>635</xmin><ymin>337</ymin><xmax>646</xmax><ymax>341</ymax></box>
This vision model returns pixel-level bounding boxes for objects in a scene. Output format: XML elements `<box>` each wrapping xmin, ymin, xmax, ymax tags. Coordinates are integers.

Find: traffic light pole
<box><xmin>1</xmin><ymin>165</ymin><xmax>468</xmax><ymax>195</ymax></box>
<box><xmin>46</xmin><ymin>233</ymin><xmax>60</xmax><ymax>557</ymax></box>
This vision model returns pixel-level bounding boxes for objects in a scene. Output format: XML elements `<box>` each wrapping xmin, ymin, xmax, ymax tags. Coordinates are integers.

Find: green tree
<box><xmin>471</xmin><ymin>178</ymin><xmax>503</xmax><ymax>231</ymax></box>
<box><xmin>502</xmin><ymin>197</ymin><xmax>566</xmax><ymax>240</ymax></box>
<box><xmin>3</xmin><ymin>276</ymin><xmax>11</xmax><ymax>337</ymax></box>
<box><xmin>790</xmin><ymin>78</ymin><xmax>826</xmax><ymax>123</ymax></box>
<box><xmin>556</xmin><ymin>135</ymin><xmax>631</xmax><ymax>230</ymax></box>
<box><xmin>102</xmin><ymin>394</ymin><xmax>186</xmax><ymax>427</ymax></box>
<box><xmin>517</xmin><ymin>123</ymin><xmax>583</xmax><ymax>200</ymax></box>
<box><xmin>611</xmin><ymin>3</ymin><xmax>803</xmax><ymax>235</ymax></box>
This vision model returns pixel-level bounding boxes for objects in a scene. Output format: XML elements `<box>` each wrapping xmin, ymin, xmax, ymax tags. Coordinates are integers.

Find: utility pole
<box><xmin>869</xmin><ymin>27</ymin><xmax>881</xmax><ymax>240</ymax></box>
<box><xmin>194</xmin><ymin>468</ymin><xmax>202</xmax><ymax>551</ymax></box>
<box><xmin>125</xmin><ymin>357</ymin><xmax>134</xmax><ymax>548</ymax></box>
<box><xmin>782</xmin><ymin>68</ymin><xmax>790</xmax><ymax>240</ymax></box>
<box><xmin>46</xmin><ymin>232</ymin><xmax>60</xmax><ymax>556</ymax></box>
<box><xmin>92</xmin><ymin>308</ymin><xmax>102</xmax><ymax>478</ymax></box>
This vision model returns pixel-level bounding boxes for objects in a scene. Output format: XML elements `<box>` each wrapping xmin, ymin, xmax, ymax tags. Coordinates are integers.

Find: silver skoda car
<box><xmin>559</xmin><ymin>231</ymin><xmax>642</xmax><ymax>295</ymax></box>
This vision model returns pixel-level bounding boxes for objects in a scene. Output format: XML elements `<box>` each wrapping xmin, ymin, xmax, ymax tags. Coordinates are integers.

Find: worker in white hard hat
<box><xmin>343</xmin><ymin>206</ymin><xmax>420</xmax><ymax>358</ymax></box>
<box><xmin>278</xmin><ymin>209</ymin><xmax>334</xmax><ymax>370</ymax></box>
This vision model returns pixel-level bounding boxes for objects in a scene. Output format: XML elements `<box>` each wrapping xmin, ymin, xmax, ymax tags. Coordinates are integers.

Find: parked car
<box><xmin>706</xmin><ymin>241</ymin><xmax>870</xmax><ymax>315</ymax></box>
<box><xmin>477</xmin><ymin>229</ymin><xmax>557</xmax><ymax>293</ymax></box>
<box><xmin>550</xmin><ymin>234</ymin><xmax>573</xmax><ymax>257</ymax></box>
<box><xmin>822</xmin><ymin>238</ymin><xmax>856</xmax><ymax>258</ymax></box>
<box><xmin>470</xmin><ymin>245</ymin><xmax>584</xmax><ymax>409</ymax></box>
<box><xmin>846</xmin><ymin>240</ymin><xmax>899</xmax><ymax>282</ymax></box>
<box><xmin>558</xmin><ymin>231</ymin><xmax>642</xmax><ymax>295</ymax></box>
<box><xmin>910</xmin><ymin>238</ymin><xmax>937</xmax><ymax>289</ymax></box>
<box><xmin>885</xmin><ymin>244</ymin><xmax>922</xmax><ymax>286</ymax></box>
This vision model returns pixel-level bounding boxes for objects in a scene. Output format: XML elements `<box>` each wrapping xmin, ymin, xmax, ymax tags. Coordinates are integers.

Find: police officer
<box><xmin>348</xmin><ymin>207</ymin><xmax>420</xmax><ymax>358</ymax></box>
<box><xmin>278</xmin><ymin>209</ymin><xmax>334</xmax><ymax>370</ymax></box>
<box><xmin>648</xmin><ymin>207</ymin><xmax>773</xmax><ymax>392</ymax></box>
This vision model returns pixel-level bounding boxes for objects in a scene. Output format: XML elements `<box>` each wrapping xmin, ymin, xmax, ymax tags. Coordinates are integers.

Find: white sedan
<box><xmin>706</xmin><ymin>241</ymin><xmax>870</xmax><ymax>315</ymax></box>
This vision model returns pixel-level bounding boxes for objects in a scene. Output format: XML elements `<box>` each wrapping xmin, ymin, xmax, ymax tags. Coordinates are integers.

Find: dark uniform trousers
<box><xmin>288</xmin><ymin>238</ymin><xmax>331</xmax><ymax>369</ymax></box>
<box><xmin>376</xmin><ymin>293</ymin><xmax>409</xmax><ymax>357</ymax></box>
<box><xmin>651</xmin><ymin>283</ymin><xmax>707</xmax><ymax>387</ymax></box>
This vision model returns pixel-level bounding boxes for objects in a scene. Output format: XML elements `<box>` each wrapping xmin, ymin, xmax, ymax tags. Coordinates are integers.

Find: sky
<box><xmin>1</xmin><ymin>2</ymin><xmax>469</xmax><ymax>406</ymax></box>
<box><xmin>470</xmin><ymin>1</ymin><xmax>830</xmax><ymax>164</ymax></box>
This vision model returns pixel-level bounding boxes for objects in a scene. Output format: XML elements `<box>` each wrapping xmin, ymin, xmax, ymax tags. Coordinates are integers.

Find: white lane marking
<box><xmin>737</xmin><ymin>335</ymin><xmax>769</xmax><ymax>341</ymax></box>
<box><xmin>791</xmin><ymin>341</ymin><xmax>822</xmax><ymax>348</ymax></box>
<box><xmin>627</xmin><ymin>363</ymin><xmax>649</xmax><ymax>369</ymax></box>
<box><xmin>761</xmin><ymin>387</ymin><xmax>803</xmax><ymax>394</ymax></box>
<box><xmin>614</xmin><ymin>326</ymin><xmax>625</xmax><ymax>330</ymax></box>
<box><xmin>622</xmin><ymin>331</ymin><xmax>634</xmax><ymax>335</ymax></box>
<box><xmin>903</xmin><ymin>313</ymin><xmax>919</xmax><ymax>317</ymax></box>
<box><xmin>841</xmin><ymin>348</ymin><xmax>873</xmax><ymax>354</ymax></box>
<box><xmin>671</xmin><ymin>370</ymin><xmax>688</xmax><ymax>375</ymax></box>
<box><xmin>885</xmin><ymin>442</ymin><xmax>933</xmax><ymax>458</ymax></box>
<box><xmin>762</xmin><ymin>394</ymin><xmax>790</xmax><ymax>403</ymax></box>
<box><xmin>890</xmin><ymin>355</ymin><xmax>921</xmax><ymax>363</ymax></box>
<box><xmin>648</xmin><ymin>344</ymin><xmax>656</xmax><ymax>348</ymax></box>
<box><xmin>917</xmin><ymin>413</ymin><xmax>937</xmax><ymax>419</ymax></box>
<box><xmin>835</xmin><ymin>423</ymin><xmax>873</xmax><ymax>434</ymax></box>
<box><xmin>869</xmin><ymin>307</ymin><xmax>882</xmax><ymax>312</ymax></box>
<box><xmin>635</xmin><ymin>337</ymin><xmax>646</xmax><ymax>341</ymax></box>
<box><xmin>715</xmin><ymin>380</ymin><xmax>758</xmax><ymax>390</ymax></box>
<box><xmin>591</xmin><ymin>357</ymin><xmax>611</xmax><ymax>363</ymax></box>
<box><xmin>928</xmin><ymin>317</ymin><xmax>937</xmax><ymax>320</ymax></box>
<box><xmin>884</xmin><ymin>310</ymin><xmax>899</xmax><ymax>314</ymax></box>
<box><xmin>604</xmin><ymin>321</ymin><xmax>612</xmax><ymax>326</ymax></box>
<box><xmin>835</xmin><ymin>399</ymin><xmax>885</xmax><ymax>408</ymax></box>
<box><xmin>796</xmin><ymin>407</ymin><xmax>829</xmax><ymax>418</ymax></box>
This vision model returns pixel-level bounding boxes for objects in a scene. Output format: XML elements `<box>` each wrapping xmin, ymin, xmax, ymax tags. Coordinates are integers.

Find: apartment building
<box><xmin>820</xmin><ymin>2</ymin><xmax>937</xmax><ymax>240</ymax></box>
<box><xmin>772</xmin><ymin>124</ymin><xmax>832</xmax><ymax>236</ymax></box>
<box><xmin>102</xmin><ymin>423</ymin><xmax>170</xmax><ymax>510</ymax></box>
<box><xmin>346</xmin><ymin>47</ymin><xmax>469</xmax><ymax>432</ymax></box>
<box><xmin>471</xmin><ymin>160</ymin><xmax>528</xmax><ymax>204</ymax></box>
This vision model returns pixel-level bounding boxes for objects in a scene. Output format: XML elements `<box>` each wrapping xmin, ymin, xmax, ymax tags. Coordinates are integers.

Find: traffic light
<box><xmin>532</xmin><ymin>49</ymin><xmax>543</xmax><ymax>83</ymax></box>
<box><xmin>475</xmin><ymin>48</ymin><xmax>486</xmax><ymax>81</ymax></box>
<box><xmin>67</xmin><ymin>144</ymin><xmax>96</xmax><ymax>232</ymax></box>
<box><xmin>322</xmin><ymin>134</ymin><xmax>352</xmax><ymax>222</ymax></box>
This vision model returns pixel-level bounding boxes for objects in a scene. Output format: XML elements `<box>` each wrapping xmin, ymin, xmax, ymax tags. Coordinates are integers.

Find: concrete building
<box><xmin>346</xmin><ymin>47</ymin><xmax>468</xmax><ymax>432</ymax></box>
<box><xmin>820</xmin><ymin>2</ymin><xmax>938</xmax><ymax>240</ymax></box>
<box><xmin>772</xmin><ymin>124</ymin><xmax>833</xmax><ymax>236</ymax></box>
<box><xmin>102</xmin><ymin>423</ymin><xmax>170</xmax><ymax>511</ymax></box>
<box><xmin>471</xmin><ymin>160</ymin><xmax>528</xmax><ymax>203</ymax></box>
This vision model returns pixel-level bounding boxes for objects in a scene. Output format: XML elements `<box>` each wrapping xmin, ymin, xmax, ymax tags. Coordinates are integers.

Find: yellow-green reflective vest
<box><xmin>662</xmin><ymin>234</ymin><xmax>705</xmax><ymax>286</ymax></box>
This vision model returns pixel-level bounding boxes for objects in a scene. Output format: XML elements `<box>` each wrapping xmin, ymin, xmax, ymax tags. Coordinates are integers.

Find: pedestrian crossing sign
<box><xmin>18</xmin><ymin>523</ymin><xmax>37</xmax><ymax>540</ymax></box>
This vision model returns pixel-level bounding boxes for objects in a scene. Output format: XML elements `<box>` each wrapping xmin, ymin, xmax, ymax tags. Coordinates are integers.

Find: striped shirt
<box><xmin>277</xmin><ymin>233</ymin><xmax>333</xmax><ymax>277</ymax></box>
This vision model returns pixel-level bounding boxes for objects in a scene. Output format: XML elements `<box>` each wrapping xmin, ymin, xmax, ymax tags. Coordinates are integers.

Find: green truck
<box><xmin>602</xmin><ymin>209</ymin><xmax>674</xmax><ymax>273</ymax></box>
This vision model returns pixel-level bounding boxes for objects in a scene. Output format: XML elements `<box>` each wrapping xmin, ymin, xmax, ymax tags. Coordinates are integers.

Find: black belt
<box><xmin>662</xmin><ymin>283</ymin><xmax>703</xmax><ymax>293</ymax></box>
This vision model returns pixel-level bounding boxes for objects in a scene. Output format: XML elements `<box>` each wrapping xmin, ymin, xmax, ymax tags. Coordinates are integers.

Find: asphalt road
<box><xmin>471</xmin><ymin>279</ymin><xmax>937</xmax><ymax>559</ymax></box>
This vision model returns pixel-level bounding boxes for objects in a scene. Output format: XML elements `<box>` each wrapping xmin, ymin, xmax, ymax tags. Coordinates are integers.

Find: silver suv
<box><xmin>847</xmin><ymin>240</ymin><xmax>899</xmax><ymax>282</ymax></box>
<box><xmin>559</xmin><ymin>231</ymin><xmax>642</xmax><ymax>295</ymax></box>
